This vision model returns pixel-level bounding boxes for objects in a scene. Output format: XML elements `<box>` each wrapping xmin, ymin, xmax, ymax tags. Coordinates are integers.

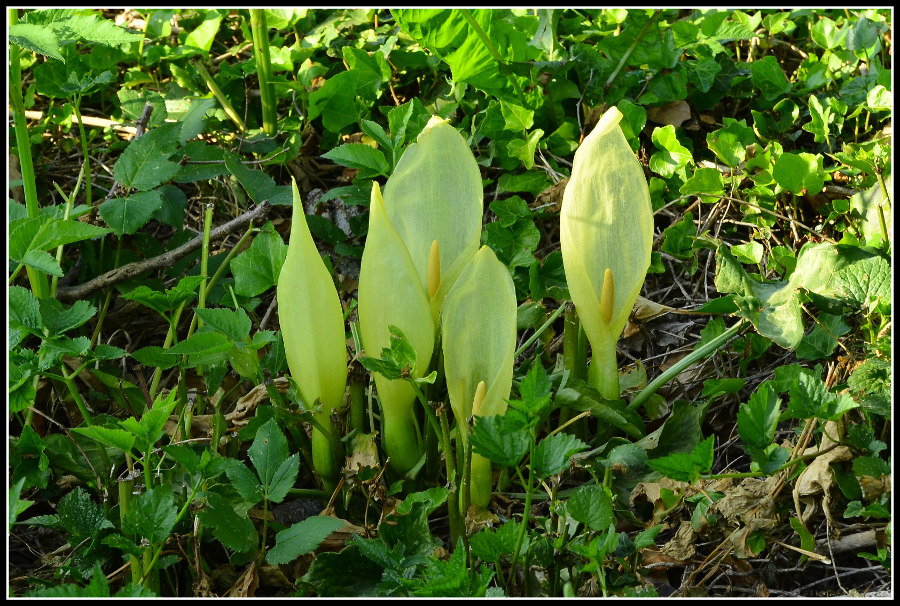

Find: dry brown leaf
<box><xmin>646</xmin><ymin>100</ymin><xmax>692</xmax><ymax>127</ymax></box>
<box><xmin>225</xmin><ymin>377</ymin><xmax>291</xmax><ymax>430</ymax></box>
<box><xmin>225</xmin><ymin>561</ymin><xmax>258</xmax><ymax>597</ymax></box>
<box><xmin>532</xmin><ymin>177</ymin><xmax>569</xmax><ymax>213</ymax></box>
<box><xmin>792</xmin><ymin>420</ymin><xmax>852</xmax><ymax>528</ymax></box>
<box><xmin>712</xmin><ymin>476</ymin><xmax>779</xmax><ymax>526</ymax></box>
<box><xmin>661</xmin><ymin>520</ymin><xmax>697</xmax><ymax>561</ymax></box>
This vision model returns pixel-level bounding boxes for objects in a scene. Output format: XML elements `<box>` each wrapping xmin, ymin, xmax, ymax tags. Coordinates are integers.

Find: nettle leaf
<box><xmin>833</xmin><ymin>254</ymin><xmax>891</xmax><ymax>313</ymax></box>
<box><xmin>469</xmin><ymin>519</ymin><xmax>526</xmax><ymax>564</ymax></box>
<box><xmin>9</xmin><ymin>23</ymin><xmax>63</xmax><ymax>60</ymax></box>
<box><xmin>532</xmin><ymin>432</ymin><xmax>588</xmax><ymax>479</ymax></box>
<box><xmin>57</xmin><ymin>487</ymin><xmax>114</xmax><ymax>543</ymax></box>
<box><xmin>113</xmin><ymin>123</ymin><xmax>181</xmax><ymax>191</ymax></box>
<box><xmin>470</xmin><ymin>415</ymin><xmax>530</xmax><ymax>468</ymax></box>
<box><xmin>322</xmin><ymin>143</ymin><xmax>390</xmax><ymax>178</ymax></box>
<box><xmin>787</xmin><ymin>372</ymin><xmax>858</xmax><ymax>421</ymax></box>
<box><xmin>196</xmin><ymin>491</ymin><xmax>257</xmax><ymax>554</ymax></box>
<box><xmin>38</xmin><ymin>298</ymin><xmax>96</xmax><ymax>334</ymax></box>
<box><xmin>647</xmin><ymin>435</ymin><xmax>715</xmax><ymax>483</ymax></box>
<box><xmin>122</xmin><ymin>486</ymin><xmax>177</xmax><ymax>544</ymax></box>
<box><xmin>737</xmin><ymin>383</ymin><xmax>780</xmax><ymax>453</ymax></box>
<box><xmin>167</xmin><ymin>331</ymin><xmax>234</xmax><ymax>357</ymax></box>
<box><xmin>99</xmin><ymin>189</ymin><xmax>165</xmax><ymax>236</ymax></box>
<box><xmin>232</xmin><ymin>223</ymin><xmax>288</xmax><ymax>297</ymax></box>
<box><xmin>9</xmin><ymin>285</ymin><xmax>43</xmax><ymax>336</ymax></box>
<box><xmin>267</xmin><ymin>516</ymin><xmax>346</xmax><ymax>565</ymax></box>
<box><xmin>567</xmin><ymin>483</ymin><xmax>614</xmax><ymax>531</ymax></box>
<box><xmin>194</xmin><ymin>307</ymin><xmax>252</xmax><ymax>343</ymax></box>
<box><xmin>20</xmin><ymin>249</ymin><xmax>62</xmax><ymax>277</ymax></box>
<box><xmin>72</xmin><ymin>426</ymin><xmax>136</xmax><ymax>455</ymax></box>
<box><xmin>247</xmin><ymin>418</ymin><xmax>299</xmax><ymax>504</ymax></box>
<box><xmin>649</xmin><ymin>125</ymin><xmax>692</xmax><ymax>178</ymax></box>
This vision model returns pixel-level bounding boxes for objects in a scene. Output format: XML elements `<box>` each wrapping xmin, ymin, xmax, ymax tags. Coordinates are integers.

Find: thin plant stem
<box><xmin>438</xmin><ymin>405</ymin><xmax>463</xmax><ymax>549</ymax></box>
<box><xmin>514</xmin><ymin>301</ymin><xmax>567</xmax><ymax>359</ymax></box>
<box><xmin>506</xmin><ymin>445</ymin><xmax>535</xmax><ymax>589</ymax></box>
<box><xmin>195</xmin><ymin>61</ymin><xmax>247</xmax><ymax>132</ymax></box>
<box><xmin>627</xmin><ymin>319</ymin><xmax>746</xmax><ymax>412</ymax></box>
<box><xmin>50</xmin><ymin>169</ymin><xmax>84</xmax><ymax>299</ymax></box>
<box><xmin>71</xmin><ymin>99</ymin><xmax>93</xmax><ymax>211</ymax></box>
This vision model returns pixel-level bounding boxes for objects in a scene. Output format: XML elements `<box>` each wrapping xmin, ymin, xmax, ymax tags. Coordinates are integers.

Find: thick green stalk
<box><xmin>249</xmin><ymin>9</ymin><xmax>277</xmax><ymax>135</ymax></box>
<box><xmin>588</xmin><ymin>337</ymin><xmax>619</xmax><ymax>401</ymax></box>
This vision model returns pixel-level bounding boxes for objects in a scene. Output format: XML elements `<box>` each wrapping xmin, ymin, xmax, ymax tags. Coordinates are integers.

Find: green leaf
<box><xmin>679</xmin><ymin>167</ymin><xmax>725</xmax><ymax>203</ymax></box>
<box><xmin>301</xmin><ymin>543</ymin><xmax>382</xmax><ymax>597</ymax></box>
<box><xmin>396</xmin><ymin>486</ymin><xmax>451</xmax><ymax>516</ymax></box>
<box><xmin>773</xmin><ymin>152</ymin><xmax>825</xmax><ymax>195</ymax></box>
<box><xmin>737</xmin><ymin>383</ymin><xmax>780</xmax><ymax>453</ymax></box>
<box><xmin>56</xmin><ymin>487</ymin><xmax>114</xmax><ymax>543</ymax></box>
<box><xmin>232</xmin><ymin>223</ymin><xmax>288</xmax><ymax>297</ymax></box>
<box><xmin>9</xmin><ymin>285</ymin><xmax>43</xmax><ymax>337</ymax></box>
<box><xmin>196</xmin><ymin>491</ymin><xmax>257</xmax><ymax>554</ymax></box>
<box><xmin>731</xmin><ymin>241</ymin><xmax>764</xmax><ymax>265</ymax></box>
<box><xmin>225</xmin><ymin>460</ymin><xmax>264</xmax><ymax>505</ymax></box>
<box><xmin>532</xmin><ymin>432</ymin><xmax>588</xmax><ymax>479</ymax></box>
<box><xmin>554</xmin><ymin>379</ymin><xmax>645</xmax><ymax>439</ymax></box>
<box><xmin>470</xmin><ymin>519</ymin><xmax>525</xmax><ymax>564</ymax></box>
<box><xmin>470</xmin><ymin>415</ymin><xmax>530</xmax><ymax>468</ymax></box>
<box><xmin>323</xmin><ymin>143</ymin><xmax>390</xmax><ymax>179</ymax></box>
<box><xmin>649</xmin><ymin>125</ymin><xmax>692</xmax><ymax>178</ymax></box>
<box><xmin>9</xmin><ymin>23</ymin><xmax>63</xmax><ymax>60</ymax></box>
<box><xmin>194</xmin><ymin>307</ymin><xmax>252</xmax><ymax>343</ymax></box>
<box><xmin>223</xmin><ymin>151</ymin><xmax>288</xmax><ymax>205</ymax></box>
<box><xmin>122</xmin><ymin>486</ymin><xmax>177</xmax><ymax>544</ymax></box>
<box><xmin>750</xmin><ymin>55</ymin><xmax>792</xmax><ymax>100</ymax></box>
<box><xmin>167</xmin><ymin>331</ymin><xmax>234</xmax><ymax>356</ymax></box>
<box><xmin>130</xmin><ymin>346</ymin><xmax>179</xmax><ymax>370</ymax></box>
<box><xmin>119</xmin><ymin>390</ymin><xmax>178</xmax><ymax>451</ymax></box>
<box><xmin>38</xmin><ymin>298</ymin><xmax>96</xmax><ymax>334</ymax></box>
<box><xmin>308</xmin><ymin>70</ymin><xmax>359</xmax><ymax>133</ymax></box>
<box><xmin>507</xmin><ymin>129</ymin><xmax>544</xmax><ymax>170</ymax></box>
<box><xmin>567</xmin><ymin>483</ymin><xmax>614</xmax><ymax>531</ymax></box>
<box><xmin>266</xmin><ymin>516</ymin><xmax>346</xmax><ymax>565</ymax></box>
<box><xmin>647</xmin><ymin>435</ymin><xmax>715</xmax><ymax>483</ymax></box>
<box><xmin>248</xmin><ymin>418</ymin><xmax>299</xmax><ymax>503</ymax></box>
<box><xmin>72</xmin><ymin>426</ymin><xmax>136</xmax><ymax>455</ymax></box>
<box><xmin>9</xmin><ymin>478</ymin><xmax>34</xmax><ymax>533</ymax></box>
<box><xmin>787</xmin><ymin>372</ymin><xmax>859</xmax><ymax>421</ymax></box>
<box><xmin>20</xmin><ymin>249</ymin><xmax>62</xmax><ymax>277</ymax></box>
<box><xmin>844</xmin><ymin>16</ymin><xmax>879</xmax><ymax>52</ymax></box>
<box><xmin>661</xmin><ymin>211</ymin><xmax>696</xmax><ymax>259</ymax></box>
<box><xmin>183</xmin><ymin>10</ymin><xmax>223</xmax><ymax>53</ymax></box>
<box><xmin>177</xmin><ymin>96</ymin><xmax>216</xmax><ymax>144</ymax></box>
<box><xmin>811</xmin><ymin>16</ymin><xmax>846</xmax><ymax>50</ymax></box>
<box><xmin>113</xmin><ymin>123</ymin><xmax>181</xmax><ymax>191</ymax></box>
<box><xmin>500</xmin><ymin>101</ymin><xmax>534</xmax><ymax>131</ymax></box>
<box><xmin>706</xmin><ymin>118</ymin><xmax>757</xmax><ymax>167</ymax></box>
<box><xmin>796</xmin><ymin>313</ymin><xmax>852</xmax><ymax>360</ymax></box>
<box><xmin>11</xmin><ymin>425</ymin><xmax>51</xmax><ymax>491</ymax></box>
<box><xmin>99</xmin><ymin>189</ymin><xmax>165</xmax><ymax>236</ymax></box>
<box><xmin>833</xmin><ymin>254</ymin><xmax>891</xmax><ymax>314</ymax></box>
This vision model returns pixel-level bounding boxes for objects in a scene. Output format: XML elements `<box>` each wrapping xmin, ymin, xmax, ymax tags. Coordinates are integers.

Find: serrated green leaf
<box><xmin>113</xmin><ymin>124</ymin><xmax>181</xmax><ymax>191</ymax></box>
<box><xmin>469</xmin><ymin>519</ymin><xmax>525</xmax><ymax>564</ymax></box>
<box><xmin>224</xmin><ymin>460</ymin><xmax>264</xmax><ymax>504</ymax></box>
<box><xmin>833</xmin><ymin>254</ymin><xmax>891</xmax><ymax>313</ymax></box>
<box><xmin>396</xmin><ymin>486</ymin><xmax>451</xmax><ymax>516</ymax></box>
<box><xmin>38</xmin><ymin>298</ymin><xmax>96</xmax><ymax>334</ymax></box>
<box><xmin>72</xmin><ymin>426</ymin><xmax>136</xmax><ymax>455</ymax></box>
<box><xmin>9</xmin><ymin>23</ymin><xmax>63</xmax><ymax>60</ymax></box>
<box><xmin>56</xmin><ymin>487</ymin><xmax>114</xmax><ymax>543</ymax></box>
<box><xmin>167</xmin><ymin>331</ymin><xmax>234</xmax><ymax>356</ymax></box>
<box><xmin>130</xmin><ymin>346</ymin><xmax>179</xmax><ymax>370</ymax></box>
<box><xmin>567</xmin><ymin>483</ymin><xmax>613</xmax><ymax>531</ymax></box>
<box><xmin>737</xmin><ymin>382</ymin><xmax>781</xmax><ymax>455</ymax></box>
<box><xmin>470</xmin><ymin>415</ymin><xmax>530</xmax><ymax>468</ymax></box>
<box><xmin>194</xmin><ymin>307</ymin><xmax>252</xmax><ymax>343</ymax></box>
<box><xmin>532</xmin><ymin>432</ymin><xmax>588</xmax><ymax>479</ymax></box>
<box><xmin>267</xmin><ymin>516</ymin><xmax>346</xmax><ymax>565</ymax></box>
<box><xmin>9</xmin><ymin>285</ymin><xmax>43</xmax><ymax>336</ymax></box>
<box><xmin>20</xmin><ymin>249</ymin><xmax>63</xmax><ymax>277</ymax></box>
<box><xmin>196</xmin><ymin>491</ymin><xmax>257</xmax><ymax>553</ymax></box>
<box><xmin>99</xmin><ymin>189</ymin><xmax>165</xmax><ymax>235</ymax></box>
<box><xmin>122</xmin><ymin>486</ymin><xmax>177</xmax><ymax>544</ymax></box>
<box><xmin>247</xmin><ymin>418</ymin><xmax>298</xmax><ymax>502</ymax></box>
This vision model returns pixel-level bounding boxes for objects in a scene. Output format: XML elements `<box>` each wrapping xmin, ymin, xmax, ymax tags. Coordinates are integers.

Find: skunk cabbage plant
<box><xmin>560</xmin><ymin>106</ymin><xmax>654</xmax><ymax>400</ymax></box>
<box><xmin>442</xmin><ymin>245</ymin><xmax>517</xmax><ymax>508</ymax></box>
<box><xmin>277</xmin><ymin>179</ymin><xmax>348</xmax><ymax>489</ymax></box>
<box><xmin>358</xmin><ymin>116</ymin><xmax>483</xmax><ymax>474</ymax></box>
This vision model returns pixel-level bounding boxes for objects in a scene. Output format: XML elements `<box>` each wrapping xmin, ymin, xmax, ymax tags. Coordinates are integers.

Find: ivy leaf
<box><xmin>232</xmin><ymin>223</ymin><xmax>288</xmax><ymax>297</ymax></box>
<box><xmin>750</xmin><ymin>55</ymin><xmax>791</xmax><ymax>101</ymax></box>
<box><xmin>796</xmin><ymin>313</ymin><xmax>851</xmax><ymax>360</ymax></box>
<box><xmin>706</xmin><ymin>118</ymin><xmax>756</xmax><ymax>167</ymax></box>
<box><xmin>649</xmin><ymin>125</ymin><xmax>692</xmax><ymax>178</ymax></box>
<box><xmin>266</xmin><ymin>516</ymin><xmax>346</xmax><ymax>565</ymax></box>
<box><xmin>679</xmin><ymin>167</ymin><xmax>724</xmax><ymax>203</ymax></box>
<box><xmin>773</xmin><ymin>152</ymin><xmax>825</xmax><ymax>195</ymax></box>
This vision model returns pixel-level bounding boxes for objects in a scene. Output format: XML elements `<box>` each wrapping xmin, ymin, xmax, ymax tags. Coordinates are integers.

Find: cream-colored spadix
<box><xmin>560</xmin><ymin>106</ymin><xmax>654</xmax><ymax>399</ymax></box>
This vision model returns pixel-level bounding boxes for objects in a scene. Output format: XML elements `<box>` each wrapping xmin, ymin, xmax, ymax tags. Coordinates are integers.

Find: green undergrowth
<box><xmin>8</xmin><ymin>8</ymin><xmax>892</xmax><ymax>597</ymax></box>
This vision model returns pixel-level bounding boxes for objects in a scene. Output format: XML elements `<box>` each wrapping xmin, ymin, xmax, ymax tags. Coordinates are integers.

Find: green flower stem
<box><xmin>195</xmin><ymin>61</ymin><xmax>246</xmax><ymax>132</ymax></box>
<box><xmin>588</xmin><ymin>336</ymin><xmax>619</xmax><ymax>401</ymax></box>
<box><xmin>514</xmin><ymin>301</ymin><xmax>567</xmax><ymax>359</ymax></box>
<box><xmin>506</xmin><ymin>442</ymin><xmax>535</xmax><ymax>589</ymax></box>
<box><xmin>249</xmin><ymin>9</ymin><xmax>277</xmax><ymax>135</ymax></box>
<box><xmin>438</xmin><ymin>405</ymin><xmax>464</xmax><ymax>550</ymax></box>
<box><xmin>627</xmin><ymin>319</ymin><xmax>746</xmax><ymax>412</ymax></box>
<box><xmin>140</xmin><ymin>477</ymin><xmax>204</xmax><ymax>587</ymax></box>
<box><xmin>71</xmin><ymin>99</ymin><xmax>93</xmax><ymax>212</ymax></box>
